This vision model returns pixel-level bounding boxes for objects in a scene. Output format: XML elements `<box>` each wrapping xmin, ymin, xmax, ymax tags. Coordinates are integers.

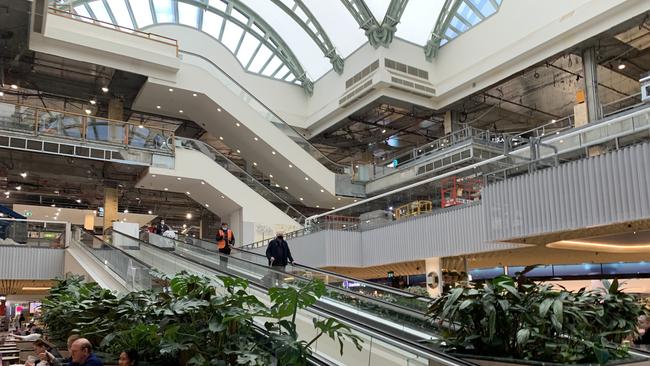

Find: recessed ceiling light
<box><xmin>152</xmin><ymin>174</ymin><xmax>157</xmax><ymax>178</ymax></box>
<box><xmin>381</xmin><ymin>129</ymin><xmax>386</xmax><ymax>133</ymax></box>
<box><xmin>93</xmin><ymin>210</ymin><xmax>97</xmax><ymax>214</ymax></box>
<box><xmin>219</xmin><ymin>136</ymin><xmax>224</xmax><ymax>140</ymax></box>
<box><xmin>320</xmin><ymin>189</ymin><xmax>324</xmax><ymax>193</ymax></box>
<box><xmin>304</xmin><ymin>177</ymin><xmax>309</xmax><ymax>181</ymax></box>
<box><xmin>0</xmin><ymin>91</ymin><xmax>3</xmax><ymax>97</ymax></box>
<box><xmin>15</xmin><ymin>186</ymin><xmax>21</xmax><ymax>191</ymax></box>
<box><xmin>354</xmin><ymin>200</ymin><xmax>358</xmax><ymax>202</ymax></box>
<box><xmin>186</xmin><ymin>213</ymin><xmax>192</xmax><ymax>219</ymax></box>
<box><xmin>164</xmin><ymin>188</ymin><xmax>168</xmax><ymax>191</ymax></box>
<box><xmin>89</xmin><ymin>99</ymin><xmax>96</xmax><ymax>105</ymax></box>
<box><xmin>156</xmin><ymin>105</ymin><xmax>161</xmax><ymax>109</ymax></box>
<box><xmin>192</xmin><ymin>93</ymin><xmax>197</xmax><ymax>97</ymax></box>
<box><xmin>204</xmin><ymin>203</ymin><xmax>209</xmax><ymax>207</ymax></box>
<box><xmin>284</xmin><ymin>186</ymin><xmax>288</xmax><ymax>190</ymax></box>
<box><xmin>186</xmin><ymin>191</ymin><xmax>190</xmax><ymax>195</ymax></box>
<box><xmin>138</xmin><ymin>124</ymin><xmax>144</xmax><ymax>129</ymax></box>
<box><xmin>123</xmin><ymin>209</ymin><xmax>129</xmax><ymax>213</ymax></box>
<box><xmin>201</xmin><ymin>181</ymin><xmax>205</xmax><ymax>185</ymax></box>
<box><xmin>337</xmin><ymin>197</ymin><xmax>341</xmax><ymax>201</ymax></box>
<box><xmin>236</xmin><ymin>149</ymin><xmax>241</xmax><ymax>153</ymax></box>
<box><xmin>235</xmin><ymin>123</ymin><xmax>240</xmax><ymax>127</ymax></box>
<box><xmin>148</xmin><ymin>210</ymin><xmax>153</xmax><ymax>214</ymax></box>
<box><xmin>101</xmin><ymin>87</ymin><xmax>109</xmax><ymax>93</ymax></box>
<box><xmin>183</xmin><ymin>224</ymin><xmax>187</xmax><ymax>228</ymax></box>
<box><xmin>51</xmin><ymin>204</ymin><xmax>55</xmax><ymax>207</ymax></box>
<box><xmin>169</xmin><ymin>88</ymin><xmax>174</xmax><ymax>92</ymax></box>
<box><xmin>269</xmin><ymin>174</ymin><xmax>273</xmax><ymax>178</ymax></box>
<box><xmin>271</xmin><ymin>151</ymin><xmax>276</xmax><ymax>155</ymax></box>
<box><xmin>332</xmin><ymin>207</ymin><xmax>335</xmax><ymax>209</ymax></box>
<box><xmin>4</xmin><ymin>191</ymin><xmax>9</xmax><ymax>195</ymax></box>
<box><xmin>20</xmin><ymin>172</ymin><xmax>27</xmax><ymax>178</ymax></box>
<box><xmin>217</xmin><ymin>108</ymin><xmax>222</xmax><ymax>112</ymax></box>
<box><xmin>275</xmin><ymin>184</ymin><xmax>280</xmax><ymax>187</ymax></box>
<box><xmin>253</xmin><ymin>162</ymin><xmax>257</xmax><ymax>166</ymax></box>
<box><xmin>179</xmin><ymin>110</ymin><xmax>184</xmax><ymax>113</ymax></box>
<box><xmin>254</xmin><ymin>137</ymin><xmax>258</xmax><ymax>141</ymax></box>
<box><xmin>177</xmin><ymin>177</ymin><xmax>182</xmax><ymax>181</ymax></box>
<box><xmin>76</xmin><ymin>199</ymin><xmax>81</xmax><ymax>203</ymax></box>
<box><xmin>221</xmin><ymin>195</ymin><xmax>225</xmax><ymax>199</ymax></box>
<box><xmin>551</xmin><ymin>119</ymin><xmax>556</xmax><ymax>123</ymax></box>
<box><xmin>10</xmin><ymin>84</ymin><xmax>18</xmax><ymax>90</ymax></box>
<box><xmin>135</xmin><ymin>197</ymin><xmax>140</xmax><ymax>200</ymax></box>
<box><xmin>388</xmin><ymin>206</ymin><xmax>393</xmax><ymax>210</ymax></box>
<box><xmin>299</xmin><ymin>197</ymin><xmax>304</xmax><ymax>201</ymax></box>
<box><xmin>618</xmin><ymin>63</ymin><xmax>626</xmax><ymax>70</ymax></box>
<box><xmin>288</xmin><ymin>164</ymin><xmax>292</xmax><ymax>168</ymax></box>
<box><xmin>85</xmin><ymin>109</ymin><xmax>92</xmax><ymax>114</ymax></box>
<box><xmin>316</xmin><ymin>205</ymin><xmax>320</xmax><ymax>208</ymax></box>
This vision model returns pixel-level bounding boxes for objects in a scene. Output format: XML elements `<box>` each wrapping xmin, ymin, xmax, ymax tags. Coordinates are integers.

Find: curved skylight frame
<box><xmin>425</xmin><ymin>0</ymin><xmax>503</xmax><ymax>60</ymax></box>
<box><xmin>58</xmin><ymin>0</ymin><xmax>315</xmax><ymax>94</ymax></box>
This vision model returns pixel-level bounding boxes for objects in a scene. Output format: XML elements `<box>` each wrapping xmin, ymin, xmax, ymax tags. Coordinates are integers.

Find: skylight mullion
<box><xmin>173</xmin><ymin>0</ymin><xmax>179</xmax><ymax>23</ymax></box>
<box><xmin>149</xmin><ymin>0</ymin><xmax>157</xmax><ymax>23</ymax></box>
<box><xmin>197</xmin><ymin>3</ymin><xmax>204</xmax><ymax>29</ymax></box>
<box><xmin>488</xmin><ymin>0</ymin><xmax>499</xmax><ymax>11</ymax></box>
<box><xmin>455</xmin><ymin>14</ymin><xmax>473</xmax><ymax>28</ymax></box>
<box><xmin>257</xmin><ymin>53</ymin><xmax>274</xmax><ymax>74</ymax></box>
<box><xmin>234</xmin><ymin>17</ymin><xmax>253</xmax><ymax>55</ymax></box>
<box><xmin>218</xmin><ymin>2</ymin><xmax>233</xmax><ymax>41</ymax></box>
<box><xmin>85</xmin><ymin>3</ymin><xmax>96</xmax><ymax>20</ymax></box>
<box><xmin>245</xmin><ymin>42</ymin><xmax>264</xmax><ymax>69</ymax></box>
<box><xmin>101</xmin><ymin>0</ymin><xmax>118</xmax><ymax>25</ymax></box>
<box><xmin>234</xmin><ymin>31</ymin><xmax>246</xmax><ymax>55</ymax></box>
<box><xmin>448</xmin><ymin>24</ymin><xmax>462</xmax><ymax>35</ymax></box>
<box><xmin>463</xmin><ymin>0</ymin><xmax>486</xmax><ymax>19</ymax></box>
<box><xmin>123</xmin><ymin>0</ymin><xmax>138</xmax><ymax>29</ymax></box>
<box><xmin>269</xmin><ymin>63</ymin><xmax>284</xmax><ymax>78</ymax></box>
<box><xmin>280</xmin><ymin>70</ymin><xmax>292</xmax><ymax>80</ymax></box>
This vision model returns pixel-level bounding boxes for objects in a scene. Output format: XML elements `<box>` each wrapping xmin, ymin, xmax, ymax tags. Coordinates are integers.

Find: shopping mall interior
<box><xmin>1</xmin><ymin>0</ymin><xmax>650</xmax><ymax>365</ymax></box>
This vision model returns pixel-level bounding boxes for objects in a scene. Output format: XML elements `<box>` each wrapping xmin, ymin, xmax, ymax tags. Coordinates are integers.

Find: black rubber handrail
<box><xmin>105</xmin><ymin>230</ymin><xmax>473</xmax><ymax>366</ymax></box>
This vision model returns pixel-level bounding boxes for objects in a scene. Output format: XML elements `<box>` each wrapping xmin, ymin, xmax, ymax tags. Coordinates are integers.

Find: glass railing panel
<box><xmin>77</xmin><ymin>229</ymin><xmax>153</xmax><ymax>291</ymax></box>
<box><xmin>85</xmin><ymin>117</ymin><xmax>127</xmax><ymax>144</ymax></box>
<box><xmin>608</xmin><ymin>116</ymin><xmax>634</xmax><ymax>136</ymax></box>
<box><xmin>0</xmin><ymin>218</ymin><xmax>67</xmax><ymax>248</ymax></box>
<box><xmin>633</xmin><ymin>110</ymin><xmax>650</xmax><ymax>128</ymax></box>
<box><xmin>0</xmin><ymin>103</ymin><xmax>37</xmax><ymax>133</ymax></box>
<box><xmin>38</xmin><ymin>111</ymin><xmax>83</xmax><ymax>138</ymax></box>
<box><xmin>127</xmin><ymin>125</ymin><xmax>174</xmax><ymax>152</ymax></box>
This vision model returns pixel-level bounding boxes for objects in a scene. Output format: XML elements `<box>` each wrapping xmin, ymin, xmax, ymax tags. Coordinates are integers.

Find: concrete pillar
<box><xmin>103</xmin><ymin>187</ymin><xmax>118</xmax><ymax>234</ymax></box>
<box><xmin>107</xmin><ymin>98</ymin><xmax>125</xmax><ymax>144</ymax></box>
<box><xmin>107</xmin><ymin>98</ymin><xmax>124</xmax><ymax>121</ymax></box>
<box><xmin>83</xmin><ymin>214</ymin><xmax>95</xmax><ymax>231</ymax></box>
<box><xmin>581</xmin><ymin>47</ymin><xmax>602</xmax><ymax>122</ymax></box>
<box><xmin>443</xmin><ymin>111</ymin><xmax>463</xmax><ymax>135</ymax></box>
<box><xmin>425</xmin><ymin>257</ymin><xmax>442</xmax><ymax>297</ymax></box>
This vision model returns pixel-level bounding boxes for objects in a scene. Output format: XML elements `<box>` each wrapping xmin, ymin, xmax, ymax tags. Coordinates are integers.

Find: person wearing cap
<box><xmin>216</xmin><ymin>222</ymin><xmax>235</xmax><ymax>268</ymax></box>
<box><xmin>265</xmin><ymin>231</ymin><xmax>294</xmax><ymax>286</ymax></box>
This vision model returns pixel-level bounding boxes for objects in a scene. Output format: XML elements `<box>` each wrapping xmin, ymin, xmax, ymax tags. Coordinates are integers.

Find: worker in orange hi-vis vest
<box><xmin>216</xmin><ymin>222</ymin><xmax>235</xmax><ymax>268</ymax></box>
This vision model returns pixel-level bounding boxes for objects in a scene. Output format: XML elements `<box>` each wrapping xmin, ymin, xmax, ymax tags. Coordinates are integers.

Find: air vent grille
<box><xmin>339</xmin><ymin>80</ymin><xmax>373</xmax><ymax>105</ymax></box>
<box><xmin>391</xmin><ymin>77</ymin><xmax>436</xmax><ymax>95</ymax></box>
<box><xmin>345</xmin><ymin>60</ymin><xmax>379</xmax><ymax>89</ymax></box>
<box><xmin>385</xmin><ymin>59</ymin><xmax>429</xmax><ymax>80</ymax></box>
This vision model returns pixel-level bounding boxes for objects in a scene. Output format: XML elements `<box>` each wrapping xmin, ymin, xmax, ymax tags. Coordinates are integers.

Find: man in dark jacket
<box><xmin>265</xmin><ymin>231</ymin><xmax>294</xmax><ymax>286</ymax></box>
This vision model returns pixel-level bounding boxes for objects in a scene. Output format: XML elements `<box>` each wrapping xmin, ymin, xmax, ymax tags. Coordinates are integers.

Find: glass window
<box><xmin>450</xmin><ymin>16</ymin><xmax>468</xmax><ymax>32</ymax></box>
<box><xmin>106</xmin><ymin>0</ymin><xmax>134</xmax><ymax>28</ymax></box>
<box><xmin>153</xmin><ymin>0</ymin><xmax>174</xmax><ymax>23</ymax></box>
<box><xmin>301</xmin><ymin>0</ymin><xmax>366</xmax><ymax>58</ymax></box>
<box><xmin>231</xmin><ymin>8</ymin><xmax>249</xmax><ymax>25</ymax></box>
<box><xmin>261</xmin><ymin>55</ymin><xmax>283</xmax><ymax>76</ymax></box>
<box><xmin>237</xmin><ymin>33</ymin><xmax>260</xmax><ymax>65</ymax></box>
<box><xmin>128</xmin><ymin>0</ymin><xmax>153</xmax><ymax>28</ymax></box>
<box><xmin>365</xmin><ymin>0</ymin><xmax>390</xmax><ymax>21</ymax></box>
<box><xmin>248</xmin><ymin>44</ymin><xmax>273</xmax><ymax>73</ymax></box>
<box><xmin>73</xmin><ymin>5</ymin><xmax>93</xmax><ymax>22</ymax></box>
<box><xmin>202</xmin><ymin>11</ymin><xmax>223</xmax><ymax>39</ymax></box>
<box><xmin>473</xmin><ymin>0</ymin><xmax>496</xmax><ymax>16</ymax></box>
<box><xmin>275</xmin><ymin>65</ymin><xmax>291</xmax><ymax>80</ymax></box>
<box><xmin>396</xmin><ymin>0</ymin><xmax>445</xmax><ymax>46</ymax></box>
<box><xmin>209</xmin><ymin>0</ymin><xmax>227</xmax><ymax>12</ymax></box>
<box><xmin>88</xmin><ymin>0</ymin><xmax>113</xmax><ymax>25</ymax></box>
<box><xmin>221</xmin><ymin>21</ymin><xmax>245</xmax><ymax>53</ymax></box>
<box><xmin>178</xmin><ymin>2</ymin><xmax>199</xmax><ymax>27</ymax></box>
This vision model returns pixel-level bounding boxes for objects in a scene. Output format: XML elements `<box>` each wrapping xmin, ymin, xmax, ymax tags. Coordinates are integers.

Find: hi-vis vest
<box><xmin>217</xmin><ymin>229</ymin><xmax>233</xmax><ymax>249</ymax></box>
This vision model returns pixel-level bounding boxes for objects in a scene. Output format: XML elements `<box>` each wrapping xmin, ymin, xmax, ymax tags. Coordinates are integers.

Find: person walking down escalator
<box><xmin>216</xmin><ymin>223</ymin><xmax>235</xmax><ymax>269</ymax></box>
<box><xmin>265</xmin><ymin>231</ymin><xmax>294</xmax><ymax>287</ymax></box>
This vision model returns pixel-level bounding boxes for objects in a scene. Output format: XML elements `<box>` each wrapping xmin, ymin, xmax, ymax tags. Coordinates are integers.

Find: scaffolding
<box><xmin>395</xmin><ymin>200</ymin><xmax>433</xmax><ymax>220</ymax></box>
<box><xmin>440</xmin><ymin>176</ymin><xmax>482</xmax><ymax>208</ymax></box>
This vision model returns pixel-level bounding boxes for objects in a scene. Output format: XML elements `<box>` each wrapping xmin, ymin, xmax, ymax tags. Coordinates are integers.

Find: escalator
<box><xmin>101</xmin><ymin>229</ymin><xmax>472</xmax><ymax>366</ymax></box>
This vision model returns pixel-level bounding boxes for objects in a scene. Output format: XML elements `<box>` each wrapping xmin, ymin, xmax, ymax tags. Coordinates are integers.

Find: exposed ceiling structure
<box><xmin>0</xmin><ymin>279</ymin><xmax>53</xmax><ymax>296</ymax></box>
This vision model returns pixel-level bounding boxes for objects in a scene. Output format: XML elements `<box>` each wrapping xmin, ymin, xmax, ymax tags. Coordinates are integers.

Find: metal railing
<box><xmin>47</xmin><ymin>7</ymin><xmax>179</xmax><ymax>56</ymax></box>
<box><xmin>0</xmin><ymin>218</ymin><xmax>69</xmax><ymax>248</ymax></box>
<box><xmin>0</xmin><ymin>100</ymin><xmax>175</xmax><ymax>154</ymax></box>
<box><xmin>176</xmin><ymin>137</ymin><xmax>307</xmax><ymax>224</ymax></box>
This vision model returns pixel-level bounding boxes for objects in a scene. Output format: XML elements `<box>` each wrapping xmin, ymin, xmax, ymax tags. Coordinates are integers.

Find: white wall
<box><xmin>0</xmin><ymin>247</ymin><xmax>64</xmax><ymax>279</ymax></box>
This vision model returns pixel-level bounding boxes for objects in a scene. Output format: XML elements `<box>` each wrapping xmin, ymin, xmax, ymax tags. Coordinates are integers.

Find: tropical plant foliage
<box><xmin>41</xmin><ymin>273</ymin><xmax>362</xmax><ymax>366</ymax></box>
<box><xmin>428</xmin><ymin>273</ymin><xmax>646</xmax><ymax>364</ymax></box>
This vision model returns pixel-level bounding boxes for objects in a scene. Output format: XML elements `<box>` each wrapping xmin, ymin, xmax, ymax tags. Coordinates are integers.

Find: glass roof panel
<box><xmin>222</xmin><ymin>20</ymin><xmax>245</xmax><ymax>53</ymax></box>
<box><xmin>73</xmin><ymin>5</ymin><xmax>93</xmax><ymax>21</ymax></box>
<box><xmin>177</xmin><ymin>1</ymin><xmax>199</xmax><ymax>27</ymax></box>
<box><xmin>236</xmin><ymin>33</ymin><xmax>260</xmax><ymax>65</ymax></box>
<box><xmin>248</xmin><ymin>44</ymin><xmax>273</xmax><ymax>73</ymax></box>
<box><xmin>208</xmin><ymin>0</ymin><xmax>227</xmax><ymax>12</ymax></box>
<box><xmin>275</xmin><ymin>65</ymin><xmax>291</xmax><ymax>80</ymax></box>
<box><xmin>231</xmin><ymin>8</ymin><xmax>249</xmax><ymax>25</ymax></box>
<box><xmin>88</xmin><ymin>0</ymin><xmax>113</xmax><ymax>24</ymax></box>
<box><xmin>302</xmin><ymin>0</ymin><xmax>366</xmax><ymax>58</ymax></box>
<box><xmin>202</xmin><ymin>10</ymin><xmax>223</xmax><ymax>38</ymax></box>
<box><xmin>396</xmin><ymin>0</ymin><xmax>445</xmax><ymax>45</ymax></box>
<box><xmin>261</xmin><ymin>55</ymin><xmax>283</xmax><ymax>77</ymax></box>
<box><xmin>365</xmin><ymin>0</ymin><xmax>390</xmax><ymax>22</ymax></box>
<box><xmin>106</xmin><ymin>0</ymin><xmax>134</xmax><ymax>28</ymax></box>
<box><xmin>473</xmin><ymin>0</ymin><xmax>496</xmax><ymax>16</ymax></box>
<box><xmin>128</xmin><ymin>0</ymin><xmax>153</xmax><ymax>28</ymax></box>
<box><xmin>153</xmin><ymin>0</ymin><xmax>174</xmax><ymax>23</ymax></box>
<box><xmin>240</xmin><ymin>0</ymin><xmax>329</xmax><ymax>79</ymax></box>
<box><xmin>450</xmin><ymin>16</ymin><xmax>468</xmax><ymax>33</ymax></box>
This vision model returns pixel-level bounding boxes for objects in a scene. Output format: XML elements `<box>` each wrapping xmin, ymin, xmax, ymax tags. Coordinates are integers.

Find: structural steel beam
<box><xmin>341</xmin><ymin>0</ymin><xmax>410</xmax><ymax>48</ymax></box>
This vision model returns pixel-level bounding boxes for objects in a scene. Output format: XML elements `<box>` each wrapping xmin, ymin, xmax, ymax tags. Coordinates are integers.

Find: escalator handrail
<box><xmin>179</xmin><ymin>233</ymin><xmax>433</xmax><ymax>303</ymax></box>
<box><xmin>176</xmin><ymin>137</ymin><xmax>307</xmax><ymax>223</ymax></box>
<box><xmin>102</xmin><ymin>230</ymin><xmax>472</xmax><ymax>366</ymax></box>
<box><xmin>118</xmin><ymin>230</ymin><xmax>430</xmax><ymax>321</ymax></box>
<box><xmin>179</xmin><ymin>50</ymin><xmax>346</xmax><ymax>171</ymax></box>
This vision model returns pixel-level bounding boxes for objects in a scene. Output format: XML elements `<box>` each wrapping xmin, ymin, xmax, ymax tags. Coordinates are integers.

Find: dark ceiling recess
<box><xmin>0</xmin><ymin>0</ymin><xmax>31</xmax><ymax>86</ymax></box>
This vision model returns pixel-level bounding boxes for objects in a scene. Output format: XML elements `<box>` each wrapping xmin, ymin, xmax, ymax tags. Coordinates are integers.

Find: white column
<box><xmin>425</xmin><ymin>257</ymin><xmax>442</xmax><ymax>297</ymax></box>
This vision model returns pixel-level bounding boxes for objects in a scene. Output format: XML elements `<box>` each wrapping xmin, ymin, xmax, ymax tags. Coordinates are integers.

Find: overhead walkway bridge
<box><xmin>70</xmin><ymin>227</ymin><xmax>475</xmax><ymax>366</ymax></box>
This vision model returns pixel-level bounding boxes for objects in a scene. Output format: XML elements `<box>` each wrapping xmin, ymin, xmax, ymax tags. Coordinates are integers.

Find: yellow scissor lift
<box><xmin>395</xmin><ymin>200</ymin><xmax>433</xmax><ymax>220</ymax></box>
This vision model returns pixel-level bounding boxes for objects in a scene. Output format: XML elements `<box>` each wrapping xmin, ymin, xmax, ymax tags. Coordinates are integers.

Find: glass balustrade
<box><xmin>0</xmin><ymin>218</ymin><xmax>67</xmax><ymax>248</ymax></box>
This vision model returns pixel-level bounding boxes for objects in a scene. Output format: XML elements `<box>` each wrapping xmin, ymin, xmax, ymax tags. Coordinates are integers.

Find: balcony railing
<box><xmin>0</xmin><ymin>100</ymin><xmax>175</xmax><ymax>155</ymax></box>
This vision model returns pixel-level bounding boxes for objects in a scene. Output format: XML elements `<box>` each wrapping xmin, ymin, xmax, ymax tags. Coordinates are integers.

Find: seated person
<box><xmin>34</xmin><ymin>339</ymin><xmax>62</xmax><ymax>366</ymax></box>
<box><xmin>635</xmin><ymin>315</ymin><xmax>650</xmax><ymax>345</ymax></box>
<box><xmin>118</xmin><ymin>350</ymin><xmax>138</xmax><ymax>366</ymax></box>
<box><xmin>69</xmin><ymin>338</ymin><xmax>103</xmax><ymax>366</ymax></box>
<box><xmin>60</xmin><ymin>334</ymin><xmax>80</xmax><ymax>365</ymax></box>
